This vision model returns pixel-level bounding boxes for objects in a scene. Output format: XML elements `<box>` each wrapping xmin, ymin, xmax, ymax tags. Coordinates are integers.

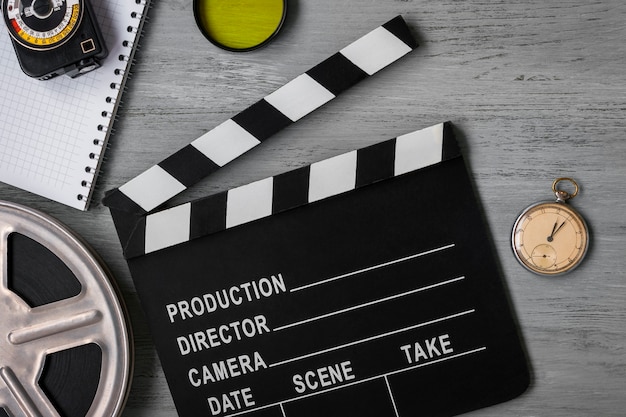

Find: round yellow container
<box><xmin>194</xmin><ymin>0</ymin><xmax>287</xmax><ymax>52</ymax></box>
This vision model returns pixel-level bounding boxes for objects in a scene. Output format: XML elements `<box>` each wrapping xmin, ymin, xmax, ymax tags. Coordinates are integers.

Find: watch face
<box><xmin>512</xmin><ymin>201</ymin><xmax>589</xmax><ymax>276</ymax></box>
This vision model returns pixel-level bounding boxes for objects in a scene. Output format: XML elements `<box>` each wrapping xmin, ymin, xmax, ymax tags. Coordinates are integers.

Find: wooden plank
<box><xmin>0</xmin><ymin>0</ymin><xmax>624</xmax><ymax>415</ymax></box>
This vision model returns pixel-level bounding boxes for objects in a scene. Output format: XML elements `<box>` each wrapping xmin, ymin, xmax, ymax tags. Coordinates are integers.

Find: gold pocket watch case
<box><xmin>512</xmin><ymin>178</ymin><xmax>589</xmax><ymax>276</ymax></box>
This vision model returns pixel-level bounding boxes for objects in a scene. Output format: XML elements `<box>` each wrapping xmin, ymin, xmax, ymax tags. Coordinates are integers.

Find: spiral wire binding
<box><xmin>78</xmin><ymin>0</ymin><xmax>153</xmax><ymax>206</ymax></box>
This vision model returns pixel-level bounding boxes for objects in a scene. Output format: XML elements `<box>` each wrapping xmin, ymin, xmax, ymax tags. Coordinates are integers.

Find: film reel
<box><xmin>0</xmin><ymin>201</ymin><xmax>132</xmax><ymax>417</ymax></box>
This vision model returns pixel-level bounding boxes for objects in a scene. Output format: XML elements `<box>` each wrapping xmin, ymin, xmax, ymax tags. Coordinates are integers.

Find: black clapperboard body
<box><xmin>104</xmin><ymin>17</ymin><xmax>529</xmax><ymax>417</ymax></box>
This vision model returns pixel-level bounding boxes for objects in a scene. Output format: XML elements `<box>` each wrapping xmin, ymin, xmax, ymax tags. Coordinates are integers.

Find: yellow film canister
<box><xmin>193</xmin><ymin>0</ymin><xmax>287</xmax><ymax>52</ymax></box>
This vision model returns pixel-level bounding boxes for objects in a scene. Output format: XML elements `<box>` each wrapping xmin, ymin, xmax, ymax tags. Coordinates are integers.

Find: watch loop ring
<box><xmin>552</xmin><ymin>177</ymin><xmax>579</xmax><ymax>201</ymax></box>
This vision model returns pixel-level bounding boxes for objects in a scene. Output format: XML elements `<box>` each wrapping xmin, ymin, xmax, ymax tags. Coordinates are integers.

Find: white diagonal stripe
<box><xmin>192</xmin><ymin>119</ymin><xmax>261</xmax><ymax>167</ymax></box>
<box><xmin>226</xmin><ymin>177</ymin><xmax>274</xmax><ymax>228</ymax></box>
<box><xmin>340</xmin><ymin>27</ymin><xmax>412</xmax><ymax>75</ymax></box>
<box><xmin>394</xmin><ymin>123</ymin><xmax>444</xmax><ymax>176</ymax></box>
<box><xmin>309</xmin><ymin>150</ymin><xmax>357</xmax><ymax>202</ymax></box>
<box><xmin>145</xmin><ymin>203</ymin><xmax>191</xmax><ymax>254</ymax></box>
<box><xmin>264</xmin><ymin>74</ymin><xmax>335</xmax><ymax>122</ymax></box>
<box><xmin>119</xmin><ymin>165</ymin><xmax>186</xmax><ymax>212</ymax></box>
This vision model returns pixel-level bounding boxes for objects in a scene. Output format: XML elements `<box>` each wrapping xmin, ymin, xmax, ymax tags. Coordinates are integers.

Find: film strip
<box><xmin>103</xmin><ymin>15</ymin><xmax>418</xmax><ymax>216</ymax></box>
<box><xmin>0</xmin><ymin>201</ymin><xmax>132</xmax><ymax>417</ymax></box>
<box><xmin>121</xmin><ymin>123</ymin><xmax>460</xmax><ymax>257</ymax></box>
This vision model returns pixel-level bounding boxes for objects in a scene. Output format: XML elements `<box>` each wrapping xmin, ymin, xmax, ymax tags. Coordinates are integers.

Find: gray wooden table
<box><xmin>1</xmin><ymin>0</ymin><xmax>624</xmax><ymax>416</ymax></box>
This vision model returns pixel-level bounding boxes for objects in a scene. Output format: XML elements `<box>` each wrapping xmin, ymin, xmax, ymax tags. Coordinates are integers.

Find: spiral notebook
<box><xmin>0</xmin><ymin>0</ymin><xmax>151</xmax><ymax>210</ymax></box>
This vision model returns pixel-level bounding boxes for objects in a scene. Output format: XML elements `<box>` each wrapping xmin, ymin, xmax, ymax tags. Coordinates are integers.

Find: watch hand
<box><xmin>553</xmin><ymin>221</ymin><xmax>566</xmax><ymax>237</ymax></box>
<box><xmin>550</xmin><ymin>221</ymin><xmax>558</xmax><ymax>236</ymax></box>
<box><xmin>547</xmin><ymin>221</ymin><xmax>558</xmax><ymax>242</ymax></box>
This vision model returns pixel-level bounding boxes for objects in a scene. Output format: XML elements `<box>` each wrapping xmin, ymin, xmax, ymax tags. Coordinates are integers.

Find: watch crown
<box><xmin>555</xmin><ymin>190</ymin><xmax>570</xmax><ymax>203</ymax></box>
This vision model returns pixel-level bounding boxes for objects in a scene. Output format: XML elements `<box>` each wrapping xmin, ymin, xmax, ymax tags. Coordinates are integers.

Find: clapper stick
<box><xmin>121</xmin><ymin>123</ymin><xmax>460</xmax><ymax>258</ymax></box>
<box><xmin>103</xmin><ymin>16</ymin><xmax>417</xmax><ymax>218</ymax></box>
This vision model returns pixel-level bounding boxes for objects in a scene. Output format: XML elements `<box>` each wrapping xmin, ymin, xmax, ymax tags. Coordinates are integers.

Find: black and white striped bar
<box><xmin>103</xmin><ymin>16</ymin><xmax>417</xmax><ymax>215</ymax></box>
<box><xmin>122</xmin><ymin>122</ymin><xmax>460</xmax><ymax>258</ymax></box>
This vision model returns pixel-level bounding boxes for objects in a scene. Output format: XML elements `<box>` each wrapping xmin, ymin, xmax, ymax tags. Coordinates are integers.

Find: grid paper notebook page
<box><xmin>0</xmin><ymin>0</ymin><xmax>150</xmax><ymax>210</ymax></box>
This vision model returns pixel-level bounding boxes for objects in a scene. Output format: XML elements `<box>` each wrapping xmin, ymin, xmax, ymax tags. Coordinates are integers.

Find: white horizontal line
<box><xmin>274</xmin><ymin>276</ymin><xmax>465</xmax><ymax>332</ymax></box>
<box><xmin>269</xmin><ymin>309</ymin><xmax>475</xmax><ymax>368</ymax></box>
<box><xmin>224</xmin><ymin>346</ymin><xmax>487</xmax><ymax>417</ymax></box>
<box><xmin>290</xmin><ymin>243</ymin><xmax>455</xmax><ymax>293</ymax></box>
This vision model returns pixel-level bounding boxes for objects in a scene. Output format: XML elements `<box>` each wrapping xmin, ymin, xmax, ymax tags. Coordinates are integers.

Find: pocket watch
<box><xmin>511</xmin><ymin>178</ymin><xmax>589</xmax><ymax>276</ymax></box>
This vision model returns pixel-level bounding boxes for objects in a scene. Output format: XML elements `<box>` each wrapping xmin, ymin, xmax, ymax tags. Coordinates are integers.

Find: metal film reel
<box><xmin>0</xmin><ymin>201</ymin><xmax>132</xmax><ymax>417</ymax></box>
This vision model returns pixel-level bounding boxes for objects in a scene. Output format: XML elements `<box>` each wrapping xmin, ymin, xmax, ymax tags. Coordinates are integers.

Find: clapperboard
<box><xmin>104</xmin><ymin>16</ymin><xmax>529</xmax><ymax>417</ymax></box>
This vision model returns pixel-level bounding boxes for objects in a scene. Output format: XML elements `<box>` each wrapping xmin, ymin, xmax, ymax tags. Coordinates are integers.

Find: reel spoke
<box><xmin>0</xmin><ymin>367</ymin><xmax>61</xmax><ymax>417</ymax></box>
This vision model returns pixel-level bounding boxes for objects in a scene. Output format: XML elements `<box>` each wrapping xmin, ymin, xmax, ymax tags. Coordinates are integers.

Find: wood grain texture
<box><xmin>1</xmin><ymin>0</ymin><xmax>624</xmax><ymax>415</ymax></box>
